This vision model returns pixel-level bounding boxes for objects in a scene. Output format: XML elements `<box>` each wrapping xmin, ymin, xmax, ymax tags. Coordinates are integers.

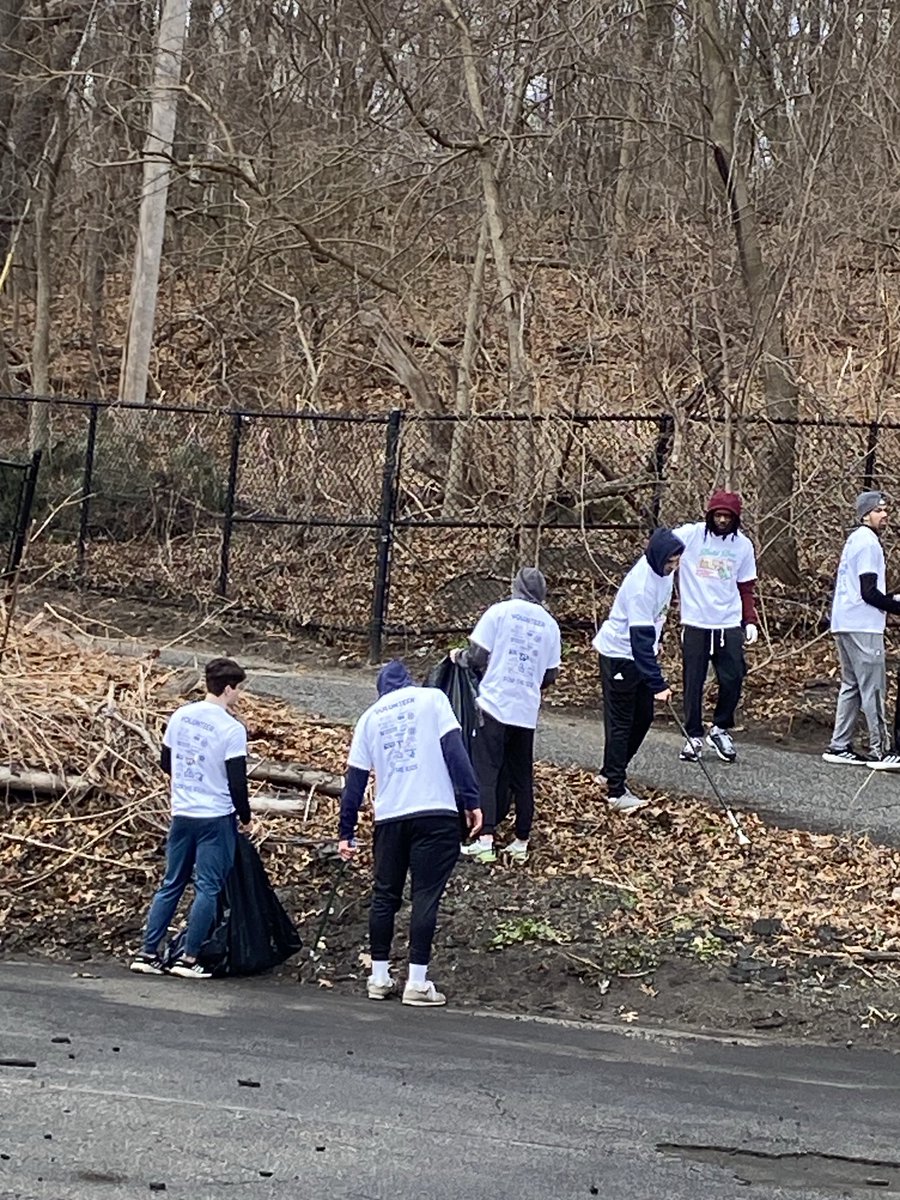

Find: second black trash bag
<box><xmin>168</xmin><ymin>834</ymin><xmax>303</xmax><ymax>977</ymax></box>
<box><xmin>425</xmin><ymin>655</ymin><xmax>481</xmax><ymax>757</ymax></box>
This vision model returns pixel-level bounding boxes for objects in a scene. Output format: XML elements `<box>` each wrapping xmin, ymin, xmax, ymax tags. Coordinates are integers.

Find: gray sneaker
<box><xmin>607</xmin><ymin>789</ymin><xmax>649</xmax><ymax>814</ymax></box>
<box><xmin>366</xmin><ymin>976</ymin><xmax>396</xmax><ymax>1001</ymax></box>
<box><xmin>402</xmin><ymin>980</ymin><xmax>447</xmax><ymax>1007</ymax></box>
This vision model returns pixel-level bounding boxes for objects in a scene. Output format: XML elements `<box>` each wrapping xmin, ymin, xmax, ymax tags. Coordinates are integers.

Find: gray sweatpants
<box><xmin>829</xmin><ymin>631</ymin><xmax>889</xmax><ymax>758</ymax></box>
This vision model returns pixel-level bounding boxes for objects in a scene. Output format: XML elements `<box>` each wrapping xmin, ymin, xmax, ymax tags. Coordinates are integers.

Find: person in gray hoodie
<box><xmin>451</xmin><ymin>567</ymin><xmax>562</xmax><ymax>863</ymax></box>
<box><xmin>594</xmin><ymin>528</ymin><xmax>684</xmax><ymax>812</ymax></box>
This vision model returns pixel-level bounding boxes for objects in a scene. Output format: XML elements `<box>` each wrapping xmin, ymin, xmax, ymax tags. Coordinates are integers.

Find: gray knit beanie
<box><xmin>856</xmin><ymin>491</ymin><xmax>886</xmax><ymax>521</ymax></box>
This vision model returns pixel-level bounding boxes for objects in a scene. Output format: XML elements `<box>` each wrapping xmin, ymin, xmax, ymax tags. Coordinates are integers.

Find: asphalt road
<box><xmin>122</xmin><ymin>643</ymin><xmax>900</xmax><ymax>845</ymax></box>
<box><xmin>1</xmin><ymin>962</ymin><xmax>899</xmax><ymax>1200</ymax></box>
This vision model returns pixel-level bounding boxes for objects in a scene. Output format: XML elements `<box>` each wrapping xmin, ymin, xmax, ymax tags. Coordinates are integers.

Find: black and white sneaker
<box><xmin>129</xmin><ymin>952</ymin><xmax>167</xmax><ymax>976</ymax></box>
<box><xmin>168</xmin><ymin>957</ymin><xmax>213</xmax><ymax>980</ymax></box>
<box><xmin>867</xmin><ymin>754</ymin><xmax>900</xmax><ymax>771</ymax></box>
<box><xmin>679</xmin><ymin>737</ymin><xmax>703</xmax><ymax>762</ymax></box>
<box><xmin>706</xmin><ymin>727</ymin><xmax>737</xmax><ymax>763</ymax></box>
<box><xmin>822</xmin><ymin>748</ymin><xmax>868</xmax><ymax>766</ymax></box>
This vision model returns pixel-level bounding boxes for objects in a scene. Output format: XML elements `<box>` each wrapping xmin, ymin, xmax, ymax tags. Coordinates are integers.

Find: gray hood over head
<box><xmin>512</xmin><ymin>567</ymin><xmax>547</xmax><ymax>605</ymax></box>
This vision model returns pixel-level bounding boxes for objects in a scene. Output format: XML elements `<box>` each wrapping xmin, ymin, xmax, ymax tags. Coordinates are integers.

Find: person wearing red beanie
<box><xmin>672</xmin><ymin>491</ymin><xmax>759</xmax><ymax>763</ymax></box>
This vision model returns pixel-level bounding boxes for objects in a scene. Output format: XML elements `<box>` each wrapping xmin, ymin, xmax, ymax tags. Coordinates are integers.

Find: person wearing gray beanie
<box><xmin>449</xmin><ymin>567</ymin><xmax>562</xmax><ymax>862</ymax></box>
<box><xmin>824</xmin><ymin>491</ymin><xmax>900</xmax><ymax>768</ymax></box>
<box><xmin>856</xmin><ymin>491</ymin><xmax>886</xmax><ymax>522</ymax></box>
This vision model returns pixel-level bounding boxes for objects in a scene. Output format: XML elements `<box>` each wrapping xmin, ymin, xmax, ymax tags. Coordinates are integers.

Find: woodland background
<box><xmin>3</xmin><ymin>0</ymin><xmax>900</xmax><ymax>639</ymax></box>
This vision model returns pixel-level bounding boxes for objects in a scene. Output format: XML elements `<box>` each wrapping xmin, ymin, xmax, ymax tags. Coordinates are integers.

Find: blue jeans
<box><xmin>143</xmin><ymin>815</ymin><xmax>236</xmax><ymax>957</ymax></box>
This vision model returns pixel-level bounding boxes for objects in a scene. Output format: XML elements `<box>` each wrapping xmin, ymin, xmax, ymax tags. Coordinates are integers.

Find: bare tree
<box><xmin>119</xmin><ymin>0</ymin><xmax>190</xmax><ymax>406</ymax></box>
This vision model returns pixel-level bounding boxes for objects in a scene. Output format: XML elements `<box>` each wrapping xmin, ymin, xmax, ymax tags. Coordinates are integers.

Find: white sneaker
<box><xmin>460</xmin><ymin>838</ymin><xmax>496</xmax><ymax>863</ymax></box>
<box><xmin>608</xmin><ymin>789</ymin><xmax>649</xmax><ymax>814</ymax></box>
<box><xmin>679</xmin><ymin>737</ymin><xmax>703</xmax><ymax>762</ymax></box>
<box><xmin>366</xmin><ymin>976</ymin><xmax>395</xmax><ymax>1001</ymax></box>
<box><xmin>402</xmin><ymin>980</ymin><xmax>447</xmax><ymax>1007</ymax></box>
<box><xmin>594</xmin><ymin>773</ymin><xmax>608</xmax><ymax>787</ymax></box>
<box><xmin>503</xmin><ymin>838</ymin><xmax>529</xmax><ymax>862</ymax></box>
<box><xmin>867</xmin><ymin>754</ymin><xmax>900</xmax><ymax>771</ymax></box>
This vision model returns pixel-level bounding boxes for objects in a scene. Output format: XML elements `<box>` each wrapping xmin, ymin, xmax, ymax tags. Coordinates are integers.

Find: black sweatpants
<box><xmin>600</xmin><ymin>656</ymin><xmax>655</xmax><ymax>798</ymax></box>
<box><xmin>369</xmin><ymin>814</ymin><xmax>460</xmax><ymax>966</ymax></box>
<box><xmin>471</xmin><ymin>710</ymin><xmax>535</xmax><ymax>838</ymax></box>
<box><xmin>681</xmin><ymin>625</ymin><xmax>746</xmax><ymax>738</ymax></box>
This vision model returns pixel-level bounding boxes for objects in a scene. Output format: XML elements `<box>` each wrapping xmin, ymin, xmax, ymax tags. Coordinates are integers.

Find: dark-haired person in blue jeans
<box><xmin>130</xmin><ymin>657</ymin><xmax>254</xmax><ymax>979</ymax></box>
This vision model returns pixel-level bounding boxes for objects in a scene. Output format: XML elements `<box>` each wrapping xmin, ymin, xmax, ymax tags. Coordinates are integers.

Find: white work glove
<box><xmin>744</xmin><ymin>623</ymin><xmax>759</xmax><ymax>646</ymax></box>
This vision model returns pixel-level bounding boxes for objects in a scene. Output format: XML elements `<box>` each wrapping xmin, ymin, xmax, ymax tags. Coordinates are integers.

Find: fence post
<box><xmin>218</xmin><ymin>412</ymin><xmax>243</xmax><ymax>597</ymax></box>
<box><xmin>77</xmin><ymin>403</ymin><xmax>99</xmax><ymax>584</ymax></box>
<box><xmin>7</xmin><ymin>447</ymin><xmax>42</xmax><ymax>578</ymax></box>
<box><xmin>369</xmin><ymin>409</ymin><xmax>403</xmax><ymax>663</ymax></box>
<box><xmin>650</xmin><ymin>413</ymin><xmax>674</xmax><ymax>527</ymax></box>
<box><xmin>863</xmin><ymin>420</ymin><xmax>880</xmax><ymax>491</ymax></box>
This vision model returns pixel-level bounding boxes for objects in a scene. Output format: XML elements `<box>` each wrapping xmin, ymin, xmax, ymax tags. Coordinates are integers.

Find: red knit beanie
<box><xmin>706</xmin><ymin>490</ymin><xmax>742</xmax><ymax>518</ymax></box>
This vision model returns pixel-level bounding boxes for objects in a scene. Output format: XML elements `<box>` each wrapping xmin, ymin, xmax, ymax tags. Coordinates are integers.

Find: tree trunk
<box><xmin>443</xmin><ymin>216</ymin><xmax>489</xmax><ymax>518</ymax></box>
<box><xmin>119</xmin><ymin>0</ymin><xmax>190</xmax><ymax>406</ymax></box>
<box><xmin>28</xmin><ymin>113</ymin><xmax>67</xmax><ymax>452</ymax></box>
<box><xmin>696</xmin><ymin>0</ymin><xmax>800</xmax><ymax>583</ymax></box>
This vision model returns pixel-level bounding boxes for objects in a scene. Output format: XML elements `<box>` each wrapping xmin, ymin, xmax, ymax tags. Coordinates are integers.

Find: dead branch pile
<box><xmin>0</xmin><ymin>616</ymin><xmax>898</xmax><ymax>994</ymax></box>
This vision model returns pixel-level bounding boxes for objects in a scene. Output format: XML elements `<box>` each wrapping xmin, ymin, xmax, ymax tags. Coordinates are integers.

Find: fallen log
<box><xmin>247</xmin><ymin>760</ymin><xmax>344</xmax><ymax>797</ymax></box>
<box><xmin>0</xmin><ymin>767</ymin><xmax>88</xmax><ymax>797</ymax></box>
<box><xmin>250</xmin><ymin>794</ymin><xmax>323</xmax><ymax>815</ymax></box>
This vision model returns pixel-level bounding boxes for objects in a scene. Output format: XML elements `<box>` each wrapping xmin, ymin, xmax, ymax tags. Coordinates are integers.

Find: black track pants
<box><xmin>471</xmin><ymin>711</ymin><xmax>535</xmax><ymax>838</ymax></box>
<box><xmin>600</xmin><ymin>655</ymin><xmax>655</xmax><ymax>798</ymax></box>
<box><xmin>681</xmin><ymin>625</ymin><xmax>746</xmax><ymax>738</ymax></box>
<box><xmin>369</xmin><ymin>814</ymin><xmax>460</xmax><ymax>966</ymax></box>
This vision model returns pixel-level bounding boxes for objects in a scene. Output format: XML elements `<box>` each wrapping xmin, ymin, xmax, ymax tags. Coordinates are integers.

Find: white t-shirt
<box><xmin>830</xmin><ymin>526</ymin><xmax>886</xmax><ymax>634</ymax></box>
<box><xmin>347</xmin><ymin>685</ymin><xmax>460</xmax><ymax>822</ymax></box>
<box><xmin>593</xmin><ymin>555</ymin><xmax>674</xmax><ymax>659</ymax></box>
<box><xmin>163</xmin><ymin>700</ymin><xmax>247</xmax><ymax>818</ymax></box>
<box><xmin>672</xmin><ymin>522</ymin><xmax>757</xmax><ymax>628</ymax></box>
<box><xmin>470</xmin><ymin>598</ymin><xmax>562</xmax><ymax>729</ymax></box>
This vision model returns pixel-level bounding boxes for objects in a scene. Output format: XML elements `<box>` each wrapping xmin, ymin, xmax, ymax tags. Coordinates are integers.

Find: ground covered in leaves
<box><xmin>2</xmin><ymin>616</ymin><xmax>899</xmax><ymax>1049</ymax></box>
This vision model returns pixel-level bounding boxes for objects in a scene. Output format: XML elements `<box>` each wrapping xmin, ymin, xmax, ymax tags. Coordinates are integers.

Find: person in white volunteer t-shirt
<box><xmin>824</xmin><ymin>491</ymin><xmax>900</xmax><ymax>769</ymax></box>
<box><xmin>130</xmin><ymin>657</ymin><xmax>253</xmax><ymax>979</ymax></box>
<box><xmin>672</xmin><ymin>490</ymin><xmax>759</xmax><ymax>764</ymax></box>
<box><xmin>449</xmin><ymin>567</ymin><xmax>562</xmax><ymax>864</ymax></box>
<box><xmin>338</xmin><ymin>660</ymin><xmax>481</xmax><ymax>1007</ymax></box>
<box><xmin>594</xmin><ymin>528</ymin><xmax>684</xmax><ymax>813</ymax></box>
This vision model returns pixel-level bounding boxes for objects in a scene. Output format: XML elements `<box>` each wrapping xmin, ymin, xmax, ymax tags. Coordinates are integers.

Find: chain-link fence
<box><xmin>2</xmin><ymin>394</ymin><xmax>898</xmax><ymax>656</ymax></box>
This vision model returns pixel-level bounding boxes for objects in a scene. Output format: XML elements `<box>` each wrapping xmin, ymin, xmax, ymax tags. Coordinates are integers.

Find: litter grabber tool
<box><xmin>299</xmin><ymin>850</ymin><xmax>350</xmax><ymax>980</ymax></box>
<box><xmin>667</xmin><ymin>700</ymin><xmax>752</xmax><ymax>849</ymax></box>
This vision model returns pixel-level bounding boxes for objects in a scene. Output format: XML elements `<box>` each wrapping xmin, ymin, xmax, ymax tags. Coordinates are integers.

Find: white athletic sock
<box><xmin>408</xmin><ymin>964</ymin><xmax>427</xmax><ymax>987</ymax></box>
<box><xmin>478</xmin><ymin>834</ymin><xmax>493</xmax><ymax>848</ymax></box>
<box><xmin>371</xmin><ymin>960</ymin><xmax>390</xmax><ymax>985</ymax></box>
<box><xmin>509</xmin><ymin>838</ymin><xmax>528</xmax><ymax>851</ymax></box>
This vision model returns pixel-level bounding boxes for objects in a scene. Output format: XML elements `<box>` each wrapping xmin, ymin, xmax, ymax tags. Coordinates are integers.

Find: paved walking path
<box><xmin>92</xmin><ymin>637</ymin><xmax>900</xmax><ymax>845</ymax></box>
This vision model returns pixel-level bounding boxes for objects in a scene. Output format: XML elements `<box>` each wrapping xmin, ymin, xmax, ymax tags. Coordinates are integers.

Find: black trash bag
<box><xmin>165</xmin><ymin>835</ymin><xmax>303</xmax><ymax>977</ymax></box>
<box><xmin>425</xmin><ymin>655</ymin><xmax>481</xmax><ymax>757</ymax></box>
<box><xmin>425</xmin><ymin>655</ymin><xmax>512</xmax><ymax>829</ymax></box>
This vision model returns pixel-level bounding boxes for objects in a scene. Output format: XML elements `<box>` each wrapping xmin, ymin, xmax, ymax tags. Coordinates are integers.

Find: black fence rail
<box><xmin>1</xmin><ymin>394</ymin><xmax>898</xmax><ymax>658</ymax></box>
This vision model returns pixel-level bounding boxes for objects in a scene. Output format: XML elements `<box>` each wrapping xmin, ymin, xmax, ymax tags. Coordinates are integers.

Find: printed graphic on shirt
<box><xmin>501</xmin><ymin>610</ymin><xmax>548</xmax><ymax>688</ymax></box>
<box><xmin>375</xmin><ymin>693</ymin><xmax>419</xmax><ymax>776</ymax></box>
<box><xmin>163</xmin><ymin>699</ymin><xmax>246</xmax><ymax>818</ymax></box>
<box><xmin>695</xmin><ymin>546</ymin><xmax>738</xmax><ymax>581</ymax></box>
